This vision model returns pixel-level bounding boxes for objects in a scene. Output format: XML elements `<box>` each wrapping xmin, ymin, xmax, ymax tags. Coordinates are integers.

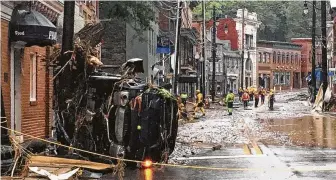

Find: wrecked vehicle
<box><xmin>53</xmin><ymin>23</ymin><xmax>178</xmax><ymax>168</ymax></box>
<box><xmin>85</xmin><ymin>58</ymin><xmax>179</xmax><ymax>164</ymax></box>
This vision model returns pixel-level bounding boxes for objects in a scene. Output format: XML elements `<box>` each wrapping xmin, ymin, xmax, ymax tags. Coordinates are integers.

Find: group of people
<box><xmin>177</xmin><ymin>87</ymin><xmax>276</xmax><ymax>120</ymax></box>
<box><xmin>238</xmin><ymin>87</ymin><xmax>275</xmax><ymax>110</ymax></box>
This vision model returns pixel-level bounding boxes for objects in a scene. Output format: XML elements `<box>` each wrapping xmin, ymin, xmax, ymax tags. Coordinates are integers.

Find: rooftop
<box><xmin>258</xmin><ymin>40</ymin><xmax>302</xmax><ymax>50</ymax></box>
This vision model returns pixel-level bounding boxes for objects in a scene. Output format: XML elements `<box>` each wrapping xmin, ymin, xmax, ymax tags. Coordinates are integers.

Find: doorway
<box><xmin>11</xmin><ymin>44</ymin><xmax>24</xmax><ymax>132</ymax></box>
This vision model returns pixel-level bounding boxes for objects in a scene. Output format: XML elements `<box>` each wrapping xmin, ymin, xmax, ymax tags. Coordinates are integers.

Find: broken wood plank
<box><xmin>29</xmin><ymin>155</ymin><xmax>114</xmax><ymax>171</ymax></box>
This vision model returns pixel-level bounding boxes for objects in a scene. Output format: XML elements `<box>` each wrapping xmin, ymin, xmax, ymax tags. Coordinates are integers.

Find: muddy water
<box><xmin>261</xmin><ymin>115</ymin><xmax>336</xmax><ymax>148</ymax></box>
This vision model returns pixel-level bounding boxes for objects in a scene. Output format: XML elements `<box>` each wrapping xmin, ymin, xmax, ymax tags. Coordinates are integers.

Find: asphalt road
<box><xmin>102</xmin><ymin>144</ymin><xmax>336</xmax><ymax>180</ymax></box>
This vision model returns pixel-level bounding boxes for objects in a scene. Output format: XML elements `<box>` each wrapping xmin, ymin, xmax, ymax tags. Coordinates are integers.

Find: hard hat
<box><xmin>196</xmin><ymin>89</ymin><xmax>200</xmax><ymax>93</ymax></box>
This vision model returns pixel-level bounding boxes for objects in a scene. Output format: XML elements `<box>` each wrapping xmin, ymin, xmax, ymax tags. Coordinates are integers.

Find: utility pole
<box><xmin>241</xmin><ymin>8</ymin><xmax>245</xmax><ymax>89</ymax></box>
<box><xmin>321</xmin><ymin>0</ymin><xmax>328</xmax><ymax>96</ymax></box>
<box><xmin>312</xmin><ymin>0</ymin><xmax>317</xmax><ymax>101</ymax></box>
<box><xmin>201</xmin><ymin>1</ymin><xmax>206</xmax><ymax>99</ymax></box>
<box><xmin>173</xmin><ymin>1</ymin><xmax>182</xmax><ymax>95</ymax></box>
<box><xmin>211</xmin><ymin>6</ymin><xmax>216</xmax><ymax>101</ymax></box>
<box><xmin>61</xmin><ymin>1</ymin><xmax>75</xmax><ymax>57</ymax></box>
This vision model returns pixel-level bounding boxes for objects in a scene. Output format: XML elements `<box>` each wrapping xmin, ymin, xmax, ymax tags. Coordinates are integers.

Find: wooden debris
<box><xmin>28</xmin><ymin>156</ymin><xmax>114</xmax><ymax>171</ymax></box>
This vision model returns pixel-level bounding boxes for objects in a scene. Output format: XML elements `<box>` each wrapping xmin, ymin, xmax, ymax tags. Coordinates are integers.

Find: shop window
<box><xmin>286</xmin><ymin>53</ymin><xmax>290</xmax><ymax>64</ymax></box>
<box><xmin>286</xmin><ymin>72</ymin><xmax>291</xmax><ymax>85</ymax></box>
<box><xmin>282</xmin><ymin>52</ymin><xmax>285</xmax><ymax>64</ymax></box>
<box><xmin>30</xmin><ymin>53</ymin><xmax>37</xmax><ymax>101</ymax></box>
<box><xmin>291</xmin><ymin>53</ymin><xmax>294</xmax><ymax>64</ymax></box>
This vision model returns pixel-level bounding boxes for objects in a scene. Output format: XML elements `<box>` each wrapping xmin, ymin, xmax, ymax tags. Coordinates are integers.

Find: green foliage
<box><xmin>192</xmin><ymin>1</ymin><xmax>328</xmax><ymax>41</ymax></box>
<box><xmin>99</xmin><ymin>1</ymin><xmax>155</xmax><ymax>37</ymax></box>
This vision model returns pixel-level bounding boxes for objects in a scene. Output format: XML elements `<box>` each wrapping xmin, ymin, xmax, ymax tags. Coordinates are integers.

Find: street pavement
<box><xmin>103</xmin><ymin>90</ymin><xmax>336</xmax><ymax>179</ymax></box>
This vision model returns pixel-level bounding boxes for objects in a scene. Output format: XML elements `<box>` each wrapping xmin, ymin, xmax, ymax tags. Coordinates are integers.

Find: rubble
<box><xmin>169</xmin><ymin>90</ymin><xmax>313</xmax><ymax>161</ymax></box>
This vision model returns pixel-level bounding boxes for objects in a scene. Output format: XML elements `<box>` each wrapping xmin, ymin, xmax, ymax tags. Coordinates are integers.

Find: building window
<box><xmin>274</xmin><ymin>72</ymin><xmax>279</xmax><ymax>85</ymax></box>
<box><xmin>286</xmin><ymin>53</ymin><xmax>289</xmax><ymax>64</ymax></box>
<box><xmin>280</xmin><ymin>72</ymin><xmax>285</xmax><ymax>84</ymax></box>
<box><xmin>30</xmin><ymin>53</ymin><xmax>37</xmax><ymax>101</ymax></box>
<box><xmin>273</xmin><ymin>51</ymin><xmax>276</xmax><ymax>63</ymax></box>
<box><xmin>286</xmin><ymin>72</ymin><xmax>291</xmax><ymax>85</ymax></box>
<box><xmin>295</xmin><ymin>53</ymin><xmax>298</xmax><ymax>64</ymax></box>
<box><xmin>259</xmin><ymin>52</ymin><xmax>263</xmax><ymax>63</ymax></box>
<box><xmin>277</xmin><ymin>52</ymin><xmax>281</xmax><ymax>64</ymax></box>
<box><xmin>263</xmin><ymin>53</ymin><xmax>267</xmax><ymax>63</ymax></box>
<box><xmin>290</xmin><ymin>53</ymin><xmax>294</xmax><ymax>64</ymax></box>
<box><xmin>282</xmin><ymin>52</ymin><xmax>285</xmax><ymax>64</ymax></box>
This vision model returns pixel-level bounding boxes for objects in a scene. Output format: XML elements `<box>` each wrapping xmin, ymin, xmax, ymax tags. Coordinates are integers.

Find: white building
<box><xmin>235</xmin><ymin>9</ymin><xmax>260</xmax><ymax>88</ymax></box>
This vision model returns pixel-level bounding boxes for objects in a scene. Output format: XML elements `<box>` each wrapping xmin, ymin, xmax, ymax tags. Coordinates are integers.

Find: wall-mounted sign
<box><xmin>156</xmin><ymin>36</ymin><xmax>171</xmax><ymax>54</ymax></box>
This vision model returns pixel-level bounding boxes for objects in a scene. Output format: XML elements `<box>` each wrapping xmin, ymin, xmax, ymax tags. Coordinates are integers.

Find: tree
<box><xmin>192</xmin><ymin>1</ymin><xmax>326</xmax><ymax>42</ymax></box>
<box><xmin>99</xmin><ymin>1</ymin><xmax>156</xmax><ymax>37</ymax></box>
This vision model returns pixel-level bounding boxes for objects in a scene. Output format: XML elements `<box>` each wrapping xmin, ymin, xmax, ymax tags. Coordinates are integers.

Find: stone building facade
<box><xmin>257</xmin><ymin>40</ymin><xmax>302</xmax><ymax>90</ymax></box>
<box><xmin>99</xmin><ymin>1</ymin><xmax>158</xmax><ymax>82</ymax></box>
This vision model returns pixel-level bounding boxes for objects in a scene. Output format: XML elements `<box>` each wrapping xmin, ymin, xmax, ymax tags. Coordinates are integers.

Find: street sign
<box><xmin>156</xmin><ymin>36</ymin><xmax>171</xmax><ymax>54</ymax></box>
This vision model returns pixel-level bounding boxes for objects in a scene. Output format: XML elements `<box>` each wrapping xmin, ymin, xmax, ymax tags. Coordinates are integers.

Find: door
<box><xmin>11</xmin><ymin>45</ymin><xmax>23</xmax><ymax>132</ymax></box>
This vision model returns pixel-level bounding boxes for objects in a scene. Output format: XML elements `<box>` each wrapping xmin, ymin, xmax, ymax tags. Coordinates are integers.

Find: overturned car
<box><xmin>60</xmin><ymin>58</ymin><xmax>179</xmax><ymax>165</ymax></box>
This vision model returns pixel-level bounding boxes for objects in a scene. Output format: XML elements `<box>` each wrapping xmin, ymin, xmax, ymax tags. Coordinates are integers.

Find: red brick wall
<box><xmin>216</xmin><ymin>18</ymin><xmax>239</xmax><ymax>50</ymax></box>
<box><xmin>257</xmin><ymin>44</ymin><xmax>301</xmax><ymax>90</ymax></box>
<box><xmin>1</xmin><ymin>19</ymin><xmax>11</xmax><ymax>129</ymax></box>
<box><xmin>1</xmin><ymin>19</ymin><xmax>53</xmax><ymax>140</ymax></box>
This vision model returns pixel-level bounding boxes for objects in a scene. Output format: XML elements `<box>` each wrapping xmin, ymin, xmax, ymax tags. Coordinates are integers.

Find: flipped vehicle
<box><xmin>84</xmin><ymin>58</ymin><xmax>178</xmax><ymax>165</ymax></box>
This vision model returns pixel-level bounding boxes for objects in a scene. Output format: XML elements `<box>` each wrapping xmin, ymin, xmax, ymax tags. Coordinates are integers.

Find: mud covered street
<box><xmin>103</xmin><ymin>89</ymin><xmax>336</xmax><ymax>179</ymax></box>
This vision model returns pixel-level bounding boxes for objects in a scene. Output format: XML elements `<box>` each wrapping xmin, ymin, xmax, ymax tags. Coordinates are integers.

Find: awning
<box><xmin>177</xmin><ymin>75</ymin><xmax>198</xmax><ymax>83</ymax></box>
<box><xmin>10</xmin><ymin>5</ymin><xmax>57</xmax><ymax>47</ymax></box>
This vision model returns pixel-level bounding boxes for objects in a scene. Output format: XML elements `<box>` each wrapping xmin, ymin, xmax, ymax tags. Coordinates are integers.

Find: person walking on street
<box><xmin>180</xmin><ymin>92</ymin><xmax>188</xmax><ymax>107</ymax></box>
<box><xmin>194</xmin><ymin>90</ymin><xmax>205</xmax><ymax>116</ymax></box>
<box><xmin>249</xmin><ymin>87</ymin><xmax>254</xmax><ymax>101</ymax></box>
<box><xmin>260</xmin><ymin>88</ymin><xmax>266</xmax><ymax>104</ymax></box>
<box><xmin>226</xmin><ymin>90</ymin><xmax>235</xmax><ymax>115</ymax></box>
<box><xmin>269</xmin><ymin>89</ymin><xmax>275</xmax><ymax>110</ymax></box>
<box><xmin>254</xmin><ymin>90</ymin><xmax>260</xmax><ymax>108</ymax></box>
<box><xmin>238</xmin><ymin>88</ymin><xmax>243</xmax><ymax>102</ymax></box>
<box><xmin>242</xmin><ymin>90</ymin><xmax>250</xmax><ymax>109</ymax></box>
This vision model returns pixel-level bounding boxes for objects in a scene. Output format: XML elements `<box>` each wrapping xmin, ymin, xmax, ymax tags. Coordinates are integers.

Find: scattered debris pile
<box><xmin>287</xmin><ymin>93</ymin><xmax>310</xmax><ymax>101</ymax></box>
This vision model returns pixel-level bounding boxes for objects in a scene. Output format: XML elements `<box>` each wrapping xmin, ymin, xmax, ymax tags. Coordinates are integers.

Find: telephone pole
<box><xmin>321</xmin><ymin>0</ymin><xmax>328</xmax><ymax>96</ymax></box>
<box><xmin>173</xmin><ymin>1</ymin><xmax>182</xmax><ymax>95</ymax></box>
<box><xmin>201</xmin><ymin>1</ymin><xmax>206</xmax><ymax>99</ymax></box>
<box><xmin>211</xmin><ymin>6</ymin><xmax>216</xmax><ymax>101</ymax></box>
<box><xmin>312</xmin><ymin>0</ymin><xmax>317</xmax><ymax>100</ymax></box>
<box><xmin>241</xmin><ymin>8</ymin><xmax>245</xmax><ymax>89</ymax></box>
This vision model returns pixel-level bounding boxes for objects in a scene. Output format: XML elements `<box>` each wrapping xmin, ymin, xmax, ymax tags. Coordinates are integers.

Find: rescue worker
<box><xmin>254</xmin><ymin>89</ymin><xmax>260</xmax><ymax>108</ymax></box>
<box><xmin>238</xmin><ymin>88</ymin><xmax>243</xmax><ymax>102</ymax></box>
<box><xmin>260</xmin><ymin>88</ymin><xmax>266</xmax><ymax>104</ymax></box>
<box><xmin>269</xmin><ymin>89</ymin><xmax>275</xmax><ymax>110</ymax></box>
<box><xmin>242</xmin><ymin>90</ymin><xmax>250</xmax><ymax>109</ymax></box>
<box><xmin>226</xmin><ymin>90</ymin><xmax>235</xmax><ymax>115</ymax></box>
<box><xmin>180</xmin><ymin>91</ymin><xmax>188</xmax><ymax>106</ymax></box>
<box><xmin>194</xmin><ymin>90</ymin><xmax>205</xmax><ymax>116</ymax></box>
<box><xmin>249</xmin><ymin>87</ymin><xmax>254</xmax><ymax>101</ymax></box>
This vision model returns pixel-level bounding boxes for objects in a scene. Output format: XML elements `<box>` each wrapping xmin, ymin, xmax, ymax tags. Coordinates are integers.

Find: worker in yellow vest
<box><xmin>180</xmin><ymin>92</ymin><xmax>188</xmax><ymax>106</ymax></box>
<box><xmin>226</xmin><ymin>90</ymin><xmax>235</xmax><ymax>115</ymax></box>
<box><xmin>194</xmin><ymin>90</ymin><xmax>205</xmax><ymax>116</ymax></box>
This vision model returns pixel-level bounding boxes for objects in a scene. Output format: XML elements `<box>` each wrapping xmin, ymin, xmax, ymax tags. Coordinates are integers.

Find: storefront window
<box><xmin>274</xmin><ymin>72</ymin><xmax>279</xmax><ymax>85</ymax></box>
<box><xmin>286</xmin><ymin>72</ymin><xmax>291</xmax><ymax>85</ymax></box>
<box><xmin>280</xmin><ymin>73</ymin><xmax>285</xmax><ymax>84</ymax></box>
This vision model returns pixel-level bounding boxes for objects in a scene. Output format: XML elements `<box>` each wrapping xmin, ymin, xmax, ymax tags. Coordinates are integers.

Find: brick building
<box><xmin>291</xmin><ymin>38</ymin><xmax>323</xmax><ymax>88</ymax></box>
<box><xmin>1</xmin><ymin>1</ymin><xmax>63</xmax><ymax>141</ymax></box>
<box><xmin>257</xmin><ymin>40</ymin><xmax>302</xmax><ymax>90</ymax></box>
